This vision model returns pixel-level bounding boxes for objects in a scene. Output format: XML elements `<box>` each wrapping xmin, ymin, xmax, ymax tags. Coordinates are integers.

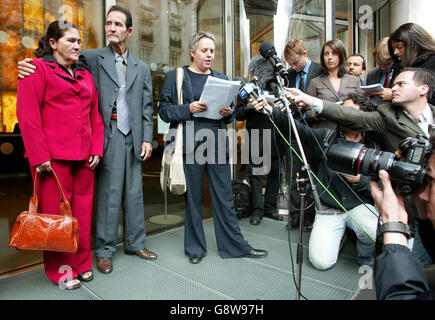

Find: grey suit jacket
<box><xmin>287</xmin><ymin>61</ymin><xmax>322</xmax><ymax>91</ymax></box>
<box><xmin>366</xmin><ymin>67</ymin><xmax>385</xmax><ymax>106</ymax></box>
<box><xmin>81</xmin><ymin>45</ymin><xmax>154</xmax><ymax>161</ymax></box>
<box><xmin>307</xmin><ymin>73</ymin><xmax>362</xmax><ymax>102</ymax></box>
<box><xmin>366</xmin><ymin>67</ymin><xmax>383</xmax><ymax>86</ymax></box>
<box><xmin>320</xmin><ymin>100</ymin><xmax>435</xmax><ymax>152</ymax></box>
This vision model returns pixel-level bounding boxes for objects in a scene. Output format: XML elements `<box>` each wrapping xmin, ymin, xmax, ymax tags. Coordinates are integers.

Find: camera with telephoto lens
<box><xmin>326</xmin><ymin>134</ymin><xmax>432</xmax><ymax>194</ymax></box>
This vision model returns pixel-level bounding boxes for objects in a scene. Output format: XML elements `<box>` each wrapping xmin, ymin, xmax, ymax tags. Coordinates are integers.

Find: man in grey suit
<box><xmin>84</xmin><ymin>6</ymin><xmax>157</xmax><ymax>274</ymax></box>
<box><xmin>18</xmin><ymin>5</ymin><xmax>158</xmax><ymax>274</ymax></box>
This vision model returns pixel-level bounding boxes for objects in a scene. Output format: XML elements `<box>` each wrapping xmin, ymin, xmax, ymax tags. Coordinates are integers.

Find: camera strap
<box><xmin>321</xmin><ymin>129</ymin><xmax>337</xmax><ymax>158</ymax></box>
<box><xmin>403</xmin><ymin>194</ymin><xmax>417</xmax><ymax>238</ymax></box>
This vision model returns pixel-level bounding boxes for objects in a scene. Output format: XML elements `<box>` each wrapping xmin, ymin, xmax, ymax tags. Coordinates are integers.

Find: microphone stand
<box><xmin>295</xmin><ymin>172</ymin><xmax>308</xmax><ymax>300</ymax></box>
<box><xmin>273</xmin><ymin>74</ymin><xmax>323</xmax><ymax>300</ymax></box>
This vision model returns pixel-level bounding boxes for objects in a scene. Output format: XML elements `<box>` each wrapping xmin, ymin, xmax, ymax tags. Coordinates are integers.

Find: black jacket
<box><xmin>235</xmin><ymin>95</ymin><xmax>284</xmax><ymax>158</ymax></box>
<box><xmin>375</xmin><ymin>244</ymin><xmax>434</xmax><ymax>300</ymax></box>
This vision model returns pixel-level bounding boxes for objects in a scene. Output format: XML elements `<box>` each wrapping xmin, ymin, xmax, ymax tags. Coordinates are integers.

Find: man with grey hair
<box><xmin>159</xmin><ymin>31</ymin><xmax>268</xmax><ymax>264</ymax></box>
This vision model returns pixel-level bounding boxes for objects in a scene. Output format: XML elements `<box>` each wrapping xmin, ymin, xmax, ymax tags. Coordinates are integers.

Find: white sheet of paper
<box><xmin>360</xmin><ymin>83</ymin><xmax>384</xmax><ymax>92</ymax></box>
<box><xmin>194</xmin><ymin>76</ymin><xmax>241</xmax><ymax>120</ymax></box>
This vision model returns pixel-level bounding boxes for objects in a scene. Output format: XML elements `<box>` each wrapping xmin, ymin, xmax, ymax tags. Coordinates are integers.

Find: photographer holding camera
<box><xmin>285</xmin><ymin>67</ymin><xmax>435</xmax><ymax>267</ymax></box>
<box><xmin>370</xmin><ymin>128</ymin><xmax>435</xmax><ymax>300</ymax></box>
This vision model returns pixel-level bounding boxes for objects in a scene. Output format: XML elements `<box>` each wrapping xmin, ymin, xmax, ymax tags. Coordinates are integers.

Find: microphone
<box><xmin>238</xmin><ymin>79</ymin><xmax>266</xmax><ymax>113</ymax></box>
<box><xmin>248</xmin><ymin>55</ymin><xmax>285</xmax><ymax>102</ymax></box>
<box><xmin>238</xmin><ymin>79</ymin><xmax>259</xmax><ymax>101</ymax></box>
<box><xmin>259</xmin><ymin>42</ymin><xmax>289</xmax><ymax>81</ymax></box>
<box><xmin>238</xmin><ymin>79</ymin><xmax>261</xmax><ymax>112</ymax></box>
<box><xmin>248</xmin><ymin>56</ymin><xmax>279</xmax><ymax>93</ymax></box>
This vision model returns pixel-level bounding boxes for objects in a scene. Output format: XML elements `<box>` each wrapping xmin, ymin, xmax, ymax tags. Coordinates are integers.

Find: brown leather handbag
<box><xmin>8</xmin><ymin>169</ymin><xmax>79</xmax><ymax>253</ymax></box>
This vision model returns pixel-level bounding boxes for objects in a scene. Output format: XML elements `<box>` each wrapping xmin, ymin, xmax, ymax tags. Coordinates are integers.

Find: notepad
<box><xmin>360</xmin><ymin>83</ymin><xmax>384</xmax><ymax>92</ymax></box>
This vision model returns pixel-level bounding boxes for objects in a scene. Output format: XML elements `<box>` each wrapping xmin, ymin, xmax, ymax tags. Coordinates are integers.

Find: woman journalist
<box><xmin>307</xmin><ymin>39</ymin><xmax>361</xmax><ymax>128</ymax></box>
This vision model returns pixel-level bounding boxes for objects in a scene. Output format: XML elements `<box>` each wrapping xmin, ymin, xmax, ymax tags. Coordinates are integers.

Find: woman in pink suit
<box><xmin>16</xmin><ymin>21</ymin><xmax>104</xmax><ymax>290</ymax></box>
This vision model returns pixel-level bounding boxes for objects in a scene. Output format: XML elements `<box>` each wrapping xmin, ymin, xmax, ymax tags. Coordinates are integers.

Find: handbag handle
<box><xmin>28</xmin><ymin>168</ymin><xmax>72</xmax><ymax>218</ymax></box>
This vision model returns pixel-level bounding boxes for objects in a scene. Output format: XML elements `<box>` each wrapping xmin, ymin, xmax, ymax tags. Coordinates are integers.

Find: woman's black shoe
<box><xmin>189</xmin><ymin>255</ymin><xmax>203</xmax><ymax>264</ymax></box>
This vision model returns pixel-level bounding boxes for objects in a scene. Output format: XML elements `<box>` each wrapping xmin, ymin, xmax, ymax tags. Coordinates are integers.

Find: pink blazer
<box><xmin>16</xmin><ymin>57</ymin><xmax>104</xmax><ymax>167</ymax></box>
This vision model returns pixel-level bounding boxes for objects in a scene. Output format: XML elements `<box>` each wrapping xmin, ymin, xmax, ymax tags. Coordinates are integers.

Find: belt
<box><xmin>111</xmin><ymin>114</ymin><xmax>117</xmax><ymax>120</ymax></box>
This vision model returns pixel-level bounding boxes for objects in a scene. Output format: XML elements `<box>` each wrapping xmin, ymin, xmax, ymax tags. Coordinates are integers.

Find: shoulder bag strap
<box><xmin>173</xmin><ymin>67</ymin><xmax>184</xmax><ymax>160</ymax></box>
<box><xmin>176</xmin><ymin>67</ymin><xmax>184</xmax><ymax>105</ymax></box>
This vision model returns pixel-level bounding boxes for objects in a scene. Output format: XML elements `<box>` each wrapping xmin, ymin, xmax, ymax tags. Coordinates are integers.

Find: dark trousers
<box><xmin>248</xmin><ymin>156</ymin><xmax>281</xmax><ymax>217</ymax></box>
<box><xmin>184</xmin><ymin>160</ymin><xmax>253</xmax><ymax>258</ymax></box>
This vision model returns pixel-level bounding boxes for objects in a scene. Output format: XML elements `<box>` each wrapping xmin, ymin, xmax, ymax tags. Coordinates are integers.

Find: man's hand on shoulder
<box><xmin>18</xmin><ymin>58</ymin><xmax>36</xmax><ymax>79</ymax></box>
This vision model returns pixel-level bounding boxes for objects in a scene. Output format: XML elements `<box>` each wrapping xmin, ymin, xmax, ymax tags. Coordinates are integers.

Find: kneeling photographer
<box><xmin>250</xmin><ymin>93</ymin><xmax>379</xmax><ymax>270</ymax></box>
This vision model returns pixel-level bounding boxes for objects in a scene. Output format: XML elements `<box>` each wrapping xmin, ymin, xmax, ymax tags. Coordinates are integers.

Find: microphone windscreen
<box><xmin>248</xmin><ymin>56</ymin><xmax>276</xmax><ymax>90</ymax></box>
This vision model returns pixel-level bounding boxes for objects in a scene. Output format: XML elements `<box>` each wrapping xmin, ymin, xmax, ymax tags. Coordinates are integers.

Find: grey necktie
<box><xmin>298</xmin><ymin>71</ymin><xmax>305</xmax><ymax>92</ymax></box>
<box><xmin>115</xmin><ymin>56</ymin><xmax>131</xmax><ymax>135</ymax></box>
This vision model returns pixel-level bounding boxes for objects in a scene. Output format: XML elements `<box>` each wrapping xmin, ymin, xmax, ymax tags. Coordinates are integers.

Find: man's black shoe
<box><xmin>242</xmin><ymin>249</ymin><xmax>268</xmax><ymax>258</ymax></box>
<box><xmin>250</xmin><ymin>214</ymin><xmax>262</xmax><ymax>225</ymax></box>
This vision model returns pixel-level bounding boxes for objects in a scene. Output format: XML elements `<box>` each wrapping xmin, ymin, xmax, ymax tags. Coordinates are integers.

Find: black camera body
<box><xmin>326</xmin><ymin>134</ymin><xmax>432</xmax><ymax>194</ymax></box>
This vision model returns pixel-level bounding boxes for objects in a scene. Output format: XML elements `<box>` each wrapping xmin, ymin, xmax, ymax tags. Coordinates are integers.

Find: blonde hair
<box><xmin>373</xmin><ymin>37</ymin><xmax>391</xmax><ymax>65</ymax></box>
<box><xmin>284</xmin><ymin>40</ymin><xmax>306</xmax><ymax>60</ymax></box>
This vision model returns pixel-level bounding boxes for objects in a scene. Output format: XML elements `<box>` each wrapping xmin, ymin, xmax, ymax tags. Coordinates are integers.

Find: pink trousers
<box><xmin>30</xmin><ymin>160</ymin><xmax>94</xmax><ymax>284</ymax></box>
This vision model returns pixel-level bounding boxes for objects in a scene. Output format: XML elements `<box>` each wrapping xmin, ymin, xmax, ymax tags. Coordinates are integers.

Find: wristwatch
<box><xmin>379</xmin><ymin>221</ymin><xmax>412</xmax><ymax>239</ymax></box>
